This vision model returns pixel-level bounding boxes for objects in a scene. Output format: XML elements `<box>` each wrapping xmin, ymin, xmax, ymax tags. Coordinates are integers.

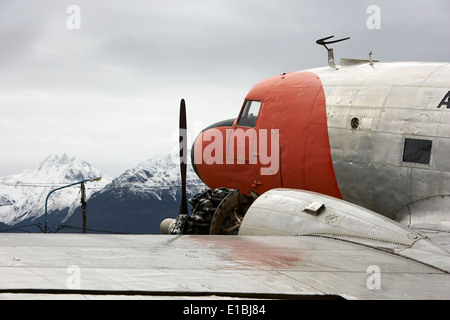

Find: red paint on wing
<box><xmin>187</xmin><ymin>236</ymin><xmax>302</xmax><ymax>270</ymax></box>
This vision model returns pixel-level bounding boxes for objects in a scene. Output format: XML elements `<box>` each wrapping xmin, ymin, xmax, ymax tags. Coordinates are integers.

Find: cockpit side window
<box><xmin>237</xmin><ymin>100</ymin><xmax>261</xmax><ymax>127</ymax></box>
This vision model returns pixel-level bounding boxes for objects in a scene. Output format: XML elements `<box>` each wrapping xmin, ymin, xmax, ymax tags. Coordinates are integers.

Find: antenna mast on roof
<box><xmin>316</xmin><ymin>35</ymin><xmax>350</xmax><ymax>69</ymax></box>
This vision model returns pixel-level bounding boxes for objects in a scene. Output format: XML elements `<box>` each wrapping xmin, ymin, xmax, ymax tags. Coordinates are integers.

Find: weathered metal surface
<box><xmin>0</xmin><ymin>233</ymin><xmax>449</xmax><ymax>300</ymax></box>
<box><xmin>395</xmin><ymin>195</ymin><xmax>450</xmax><ymax>232</ymax></box>
<box><xmin>312</xmin><ymin>62</ymin><xmax>450</xmax><ymax>220</ymax></box>
<box><xmin>239</xmin><ymin>189</ymin><xmax>450</xmax><ymax>273</ymax></box>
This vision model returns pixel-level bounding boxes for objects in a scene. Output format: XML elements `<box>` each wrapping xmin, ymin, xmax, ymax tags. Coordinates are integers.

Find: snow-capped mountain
<box><xmin>62</xmin><ymin>153</ymin><xmax>206</xmax><ymax>234</ymax></box>
<box><xmin>106</xmin><ymin>153</ymin><xmax>205</xmax><ymax>200</ymax></box>
<box><xmin>0</xmin><ymin>154</ymin><xmax>111</xmax><ymax>226</ymax></box>
<box><xmin>0</xmin><ymin>152</ymin><xmax>206</xmax><ymax>233</ymax></box>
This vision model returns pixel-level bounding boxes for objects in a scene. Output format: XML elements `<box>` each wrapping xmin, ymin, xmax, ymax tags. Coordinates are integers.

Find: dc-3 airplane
<box><xmin>1</xmin><ymin>36</ymin><xmax>449</xmax><ymax>300</ymax></box>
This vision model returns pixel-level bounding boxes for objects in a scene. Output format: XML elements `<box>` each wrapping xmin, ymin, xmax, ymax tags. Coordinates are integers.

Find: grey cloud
<box><xmin>0</xmin><ymin>0</ymin><xmax>449</xmax><ymax>177</ymax></box>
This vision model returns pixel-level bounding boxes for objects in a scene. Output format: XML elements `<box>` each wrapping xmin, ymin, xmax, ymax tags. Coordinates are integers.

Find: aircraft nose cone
<box><xmin>190</xmin><ymin>118</ymin><xmax>236</xmax><ymax>184</ymax></box>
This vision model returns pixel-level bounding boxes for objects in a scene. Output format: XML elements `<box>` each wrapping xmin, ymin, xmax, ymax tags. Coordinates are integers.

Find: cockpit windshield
<box><xmin>237</xmin><ymin>100</ymin><xmax>261</xmax><ymax>127</ymax></box>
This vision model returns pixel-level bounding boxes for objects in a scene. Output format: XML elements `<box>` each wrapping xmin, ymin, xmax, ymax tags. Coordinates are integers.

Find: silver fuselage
<box><xmin>313</xmin><ymin>61</ymin><xmax>450</xmax><ymax>223</ymax></box>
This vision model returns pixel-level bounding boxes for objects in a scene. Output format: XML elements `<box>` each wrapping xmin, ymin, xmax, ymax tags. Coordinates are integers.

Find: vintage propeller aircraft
<box><xmin>160</xmin><ymin>36</ymin><xmax>450</xmax><ymax>297</ymax></box>
<box><xmin>1</xmin><ymin>37</ymin><xmax>449</xmax><ymax>300</ymax></box>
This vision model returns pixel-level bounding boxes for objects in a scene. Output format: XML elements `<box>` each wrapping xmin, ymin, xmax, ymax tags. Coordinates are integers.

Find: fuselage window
<box><xmin>237</xmin><ymin>100</ymin><xmax>261</xmax><ymax>127</ymax></box>
<box><xmin>402</xmin><ymin>138</ymin><xmax>432</xmax><ymax>164</ymax></box>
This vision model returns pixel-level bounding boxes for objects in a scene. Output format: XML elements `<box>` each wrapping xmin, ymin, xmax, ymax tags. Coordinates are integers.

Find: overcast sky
<box><xmin>0</xmin><ymin>0</ymin><xmax>449</xmax><ymax>178</ymax></box>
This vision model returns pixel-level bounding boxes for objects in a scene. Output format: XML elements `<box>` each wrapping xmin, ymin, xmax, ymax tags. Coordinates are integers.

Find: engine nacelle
<box><xmin>239</xmin><ymin>188</ymin><xmax>450</xmax><ymax>272</ymax></box>
<box><xmin>239</xmin><ymin>188</ymin><xmax>420</xmax><ymax>241</ymax></box>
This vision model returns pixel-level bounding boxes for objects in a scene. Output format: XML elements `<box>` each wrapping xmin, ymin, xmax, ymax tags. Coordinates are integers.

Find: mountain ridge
<box><xmin>0</xmin><ymin>152</ymin><xmax>205</xmax><ymax>233</ymax></box>
<box><xmin>0</xmin><ymin>153</ymin><xmax>111</xmax><ymax>225</ymax></box>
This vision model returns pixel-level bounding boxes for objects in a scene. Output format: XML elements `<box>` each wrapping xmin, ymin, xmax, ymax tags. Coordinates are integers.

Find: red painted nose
<box><xmin>191</xmin><ymin>118</ymin><xmax>253</xmax><ymax>193</ymax></box>
<box><xmin>191</xmin><ymin>119</ymin><xmax>237</xmax><ymax>175</ymax></box>
<box><xmin>190</xmin><ymin>119</ymin><xmax>280</xmax><ymax>196</ymax></box>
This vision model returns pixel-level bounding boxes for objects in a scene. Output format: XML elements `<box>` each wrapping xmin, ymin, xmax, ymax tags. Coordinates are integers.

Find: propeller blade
<box><xmin>179</xmin><ymin>99</ymin><xmax>188</xmax><ymax>217</ymax></box>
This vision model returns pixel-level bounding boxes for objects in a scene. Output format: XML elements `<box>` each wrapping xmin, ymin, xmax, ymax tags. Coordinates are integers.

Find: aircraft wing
<box><xmin>1</xmin><ymin>232</ymin><xmax>449</xmax><ymax>300</ymax></box>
